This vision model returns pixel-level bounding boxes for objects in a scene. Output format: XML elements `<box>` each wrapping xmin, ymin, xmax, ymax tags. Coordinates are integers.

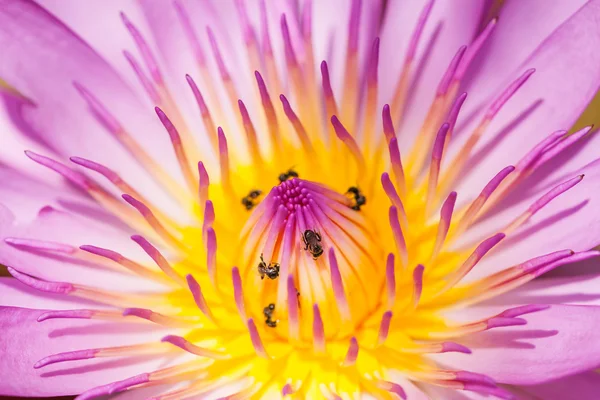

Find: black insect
<box><xmin>265</xmin><ymin>319</ymin><xmax>278</xmax><ymax>328</ymax></box>
<box><xmin>302</xmin><ymin>229</ymin><xmax>323</xmax><ymax>259</ymax></box>
<box><xmin>263</xmin><ymin>303</ymin><xmax>278</xmax><ymax>328</ymax></box>
<box><xmin>241</xmin><ymin>189</ymin><xmax>262</xmax><ymax>211</ymax></box>
<box><xmin>263</xmin><ymin>303</ymin><xmax>275</xmax><ymax>318</ymax></box>
<box><xmin>346</xmin><ymin>186</ymin><xmax>367</xmax><ymax>211</ymax></box>
<box><xmin>278</xmin><ymin>168</ymin><xmax>299</xmax><ymax>182</ymax></box>
<box><xmin>258</xmin><ymin>253</ymin><xmax>280</xmax><ymax>280</ymax></box>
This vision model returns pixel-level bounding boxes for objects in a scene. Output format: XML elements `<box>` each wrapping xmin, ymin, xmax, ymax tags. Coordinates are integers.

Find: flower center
<box><xmin>239</xmin><ymin>177</ymin><xmax>385</xmax><ymax>344</ymax></box>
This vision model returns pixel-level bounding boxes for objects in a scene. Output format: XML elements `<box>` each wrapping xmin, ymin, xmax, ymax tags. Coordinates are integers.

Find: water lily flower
<box><xmin>2</xmin><ymin>0</ymin><xmax>600</xmax><ymax>398</ymax></box>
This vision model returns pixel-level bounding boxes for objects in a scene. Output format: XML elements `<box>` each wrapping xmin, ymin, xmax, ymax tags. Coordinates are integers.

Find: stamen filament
<box><xmin>312</xmin><ymin>304</ymin><xmax>326</xmax><ymax>353</ymax></box>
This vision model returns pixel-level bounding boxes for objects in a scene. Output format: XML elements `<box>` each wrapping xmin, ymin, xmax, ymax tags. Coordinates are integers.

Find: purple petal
<box><xmin>437</xmin><ymin>305</ymin><xmax>600</xmax><ymax>385</ymax></box>
<box><xmin>379</xmin><ymin>0</ymin><xmax>487</xmax><ymax>151</ymax></box>
<box><xmin>466</xmin><ymin>158</ymin><xmax>600</xmax><ymax>282</ymax></box>
<box><xmin>521</xmin><ymin>371</ymin><xmax>600</xmax><ymax>399</ymax></box>
<box><xmin>454</xmin><ymin>0</ymin><xmax>600</xmax><ymax>201</ymax></box>
<box><xmin>0</xmin><ymin>0</ymin><xmax>182</xmax><ymax>212</ymax></box>
<box><xmin>0</xmin><ymin>306</ymin><xmax>170</xmax><ymax>396</ymax></box>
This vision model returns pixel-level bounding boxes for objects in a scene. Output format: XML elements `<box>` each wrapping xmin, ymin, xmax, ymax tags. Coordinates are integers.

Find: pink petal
<box><xmin>453</xmin><ymin>0</ymin><xmax>600</xmax><ymax>199</ymax></box>
<box><xmin>520</xmin><ymin>371</ymin><xmax>600</xmax><ymax>400</ymax></box>
<box><xmin>386</xmin><ymin>371</ymin><xmax>436</xmax><ymax>399</ymax></box>
<box><xmin>484</xmin><ymin>269</ymin><xmax>600</xmax><ymax>308</ymax></box>
<box><xmin>0</xmin><ymin>0</ymin><xmax>182</xmax><ymax>211</ymax></box>
<box><xmin>0</xmin><ymin>277</ymin><xmax>100</xmax><ymax>310</ymax></box>
<box><xmin>466</xmin><ymin>158</ymin><xmax>600</xmax><ymax>282</ymax></box>
<box><xmin>312</xmin><ymin>0</ymin><xmax>383</xmax><ymax>90</ymax></box>
<box><xmin>462</xmin><ymin>0</ymin><xmax>587</xmax><ymax>110</ymax></box>
<box><xmin>36</xmin><ymin>0</ymin><xmax>150</xmax><ymax>97</ymax></box>
<box><xmin>379</xmin><ymin>0</ymin><xmax>487</xmax><ymax>150</ymax></box>
<box><xmin>0</xmin><ymin>204</ymin><xmax>165</xmax><ymax>292</ymax></box>
<box><xmin>421</xmin><ymin>385</ymin><xmax>487</xmax><ymax>399</ymax></box>
<box><xmin>0</xmin><ymin>306</ymin><xmax>173</xmax><ymax>396</ymax></box>
<box><xmin>437</xmin><ymin>305</ymin><xmax>600</xmax><ymax>385</ymax></box>
<box><xmin>138</xmin><ymin>0</ymin><xmax>257</xmax><ymax>133</ymax></box>
<box><xmin>0</xmin><ymin>163</ymin><xmax>96</xmax><ymax>221</ymax></box>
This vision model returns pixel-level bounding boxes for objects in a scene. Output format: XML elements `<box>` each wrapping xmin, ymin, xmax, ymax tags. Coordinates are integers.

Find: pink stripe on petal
<box><xmin>312</xmin><ymin>303</ymin><xmax>326</xmax><ymax>353</ymax></box>
<box><xmin>161</xmin><ymin>335</ymin><xmax>227</xmax><ymax>359</ymax></box>
<box><xmin>321</xmin><ymin>61</ymin><xmax>338</xmax><ymax>116</ymax></box>
<box><xmin>247</xmin><ymin>318</ymin><xmax>269</xmax><ymax>358</ymax></box>
<box><xmin>388</xmin><ymin>138</ymin><xmax>406</xmax><ymax>195</ymax></box>
<box><xmin>366</xmin><ymin>37</ymin><xmax>380</xmax><ymax>85</ymax></box>
<box><xmin>481</xmin><ymin>166</ymin><xmax>516</xmax><ymax>198</ymax></box>
<box><xmin>328</xmin><ymin>248</ymin><xmax>351</xmax><ymax>321</ymax></box>
<box><xmin>440</xmin><ymin>342</ymin><xmax>471</xmax><ymax>354</ymax></box>
<box><xmin>70</xmin><ymin>156</ymin><xmax>120</xmax><ymax>185</ymax></box>
<box><xmin>498</xmin><ymin>304</ymin><xmax>550</xmax><ymax>319</ymax></box>
<box><xmin>382</xmin><ymin>104</ymin><xmax>396</xmax><ymax>143</ymax></box>
<box><xmin>123</xmin><ymin>51</ymin><xmax>160</xmax><ymax>103</ymax></box>
<box><xmin>342</xmin><ymin>337</ymin><xmax>359</xmax><ymax>366</ymax></box>
<box><xmin>280</xmin><ymin>14</ymin><xmax>299</xmax><ymax>66</ymax></box>
<box><xmin>377</xmin><ymin>311</ymin><xmax>393</xmax><ymax>346</ymax></box>
<box><xmin>282</xmin><ymin>383</ymin><xmax>294</xmax><ymax>396</ymax></box>
<box><xmin>454</xmin><ymin>19</ymin><xmax>497</xmax><ymax>81</ymax></box>
<box><xmin>437</xmin><ymin>47</ymin><xmax>467</xmax><ymax>96</ymax></box>
<box><xmin>529</xmin><ymin>175</ymin><xmax>584</xmax><ymax>214</ymax></box>
<box><xmin>389</xmin><ymin>206</ymin><xmax>408</xmax><ymax>266</ymax></box>
<box><xmin>232</xmin><ymin>267</ymin><xmax>246</xmax><ymax>321</ymax></box>
<box><xmin>446</xmin><ymin>233</ymin><xmax>505</xmax><ymax>288</ymax></box>
<box><xmin>262</xmin><ymin>205</ymin><xmax>289</xmax><ymax>262</ymax></box>
<box><xmin>486</xmin><ymin>69</ymin><xmax>536</xmax><ymax>119</ymax></box>
<box><xmin>533</xmin><ymin>125</ymin><xmax>594</xmax><ymax>168</ymax></box>
<box><xmin>37</xmin><ymin>309</ymin><xmax>95</xmax><ymax>322</ymax></box>
<box><xmin>532</xmin><ymin>250</ymin><xmax>600</xmax><ymax>278</ymax></box>
<box><xmin>413</xmin><ymin>265</ymin><xmax>425</xmax><ymax>307</ymax></box>
<box><xmin>25</xmin><ymin>151</ymin><xmax>90</xmax><ymax>189</ymax></box>
<box><xmin>331</xmin><ymin>116</ymin><xmax>365</xmax><ymax>169</ymax></box>
<box><xmin>206</xmin><ymin>26</ymin><xmax>230</xmax><ymax>79</ymax></box>
<box><xmin>206</xmin><ymin>227</ymin><xmax>217</xmax><ymax>285</ymax></box>
<box><xmin>123</xmin><ymin>194</ymin><xmax>181</xmax><ymax>248</ymax></box>
<box><xmin>386</xmin><ymin>253</ymin><xmax>396</xmax><ymax>309</ymax></box>
<box><xmin>432</xmin><ymin>191</ymin><xmax>457</xmax><ymax>258</ymax></box>
<box><xmin>5</xmin><ymin>237</ymin><xmax>75</xmax><ymax>254</ymax></box>
<box><xmin>426</xmin><ymin>123</ymin><xmax>450</xmax><ymax>212</ymax></box>
<box><xmin>73</xmin><ymin>82</ymin><xmax>123</xmax><ymax>134</ymax></box>
<box><xmin>186</xmin><ymin>74</ymin><xmax>209</xmax><ymax>116</ymax></box>
<box><xmin>280</xmin><ymin>94</ymin><xmax>314</xmax><ymax>153</ymax></box>
<box><xmin>515</xmin><ymin>130</ymin><xmax>566</xmax><ymax>172</ymax></box>
<box><xmin>202</xmin><ymin>200</ymin><xmax>215</xmax><ymax>239</ymax></box>
<box><xmin>377</xmin><ymin>381</ymin><xmax>407</xmax><ymax>400</ymax></box>
<box><xmin>8</xmin><ymin>267</ymin><xmax>73</xmax><ymax>295</ymax></box>
<box><xmin>75</xmin><ymin>373</ymin><xmax>150</xmax><ymax>400</ymax></box>
<box><xmin>405</xmin><ymin>0</ymin><xmax>434</xmax><ymax>62</ymax></box>
<box><xmin>155</xmin><ymin>107</ymin><xmax>195</xmax><ymax>190</ymax></box>
<box><xmin>218</xmin><ymin>127</ymin><xmax>231</xmax><ymax>186</ymax></box>
<box><xmin>131</xmin><ymin>235</ymin><xmax>185</xmax><ymax>286</ymax></box>
<box><xmin>287</xmin><ymin>274</ymin><xmax>300</xmax><ymax>341</ymax></box>
<box><xmin>381</xmin><ymin>173</ymin><xmax>407</xmax><ymax>227</ymax></box>
<box><xmin>121</xmin><ymin>12</ymin><xmax>163</xmax><ymax>84</ymax></box>
<box><xmin>198</xmin><ymin>161</ymin><xmax>210</xmax><ymax>211</ymax></box>
<box><xmin>485</xmin><ymin>317</ymin><xmax>527</xmax><ymax>329</ymax></box>
<box><xmin>173</xmin><ymin>1</ymin><xmax>206</xmax><ymax>65</ymax></box>
<box><xmin>123</xmin><ymin>308</ymin><xmax>189</xmax><ymax>327</ymax></box>
<box><xmin>444</xmin><ymin>92</ymin><xmax>468</xmax><ymax>143</ymax></box>
<box><xmin>34</xmin><ymin>349</ymin><xmax>98</xmax><ymax>369</ymax></box>
<box><xmin>346</xmin><ymin>0</ymin><xmax>361</xmax><ymax>53</ymax></box>
<box><xmin>186</xmin><ymin>274</ymin><xmax>213</xmax><ymax>320</ymax></box>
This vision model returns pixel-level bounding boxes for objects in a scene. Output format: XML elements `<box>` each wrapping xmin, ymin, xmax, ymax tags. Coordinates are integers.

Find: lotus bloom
<box><xmin>3</xmin><ymin>0</ymin><xmax>600</xmax><ymax>398</ymax></box>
